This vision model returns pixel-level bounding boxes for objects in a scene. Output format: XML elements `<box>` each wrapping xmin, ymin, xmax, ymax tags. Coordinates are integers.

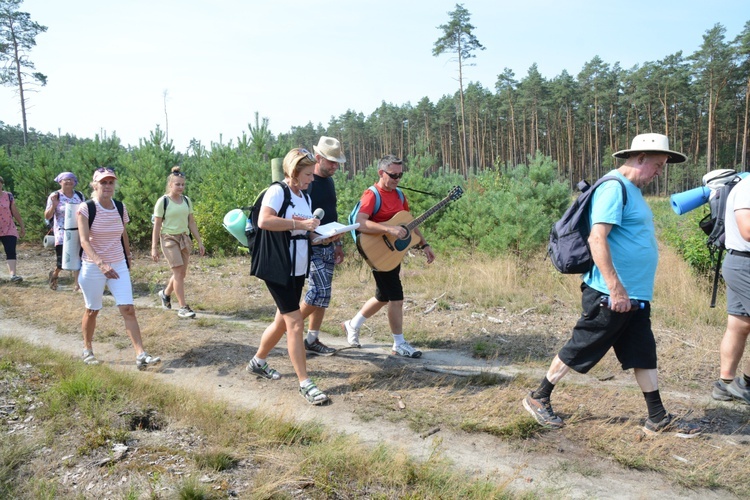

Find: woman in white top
<box><xmin>247</xmin><ymin>148</ymin><xmax>330</xmax><ymax>405</ymax></box>
<box><xmin>151</xmin><ymin>166</ymin><xmax>205</xmax><ymax>319</ymax></box>
<box><xmin>44</xmin><ymin>171</ymin><xmax>85</xmax><ymax>291</ymax></box>
<box><xmin>77</xmin><ymin>168</ymin><xmax>161</xmax><ymax>370</ymax></box>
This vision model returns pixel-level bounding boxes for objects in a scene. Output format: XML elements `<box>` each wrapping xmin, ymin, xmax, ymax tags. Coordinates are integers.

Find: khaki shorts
<box><xmin>160</xmin><ymin>233</ymin><xmax>192</xmax><ymax>268</ymax></box>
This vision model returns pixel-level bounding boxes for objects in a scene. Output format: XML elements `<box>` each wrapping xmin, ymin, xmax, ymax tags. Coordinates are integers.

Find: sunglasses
<box><xmin>95</xmin><ymin>167</ymin><xmax>116</xmax><ymax>173</ymax></box>
<box><xmin>383</xmin><ymin>171</ymin><xmax>403</xmax><ymax>180</ymax></box>
<box><xmin>295</xmin><ymin>148</ymin><xmax>316</xmax><ymax>162</ymax></box>
<box><xmin>171</xmin><ymin>171</ymin><xmax>186</xmax><ymax>178</ymax></box>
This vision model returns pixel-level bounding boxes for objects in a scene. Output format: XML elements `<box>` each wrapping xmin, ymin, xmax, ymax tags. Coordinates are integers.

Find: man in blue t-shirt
<box><xmin>523</xmin><ymin>133</ymin><xmax>702</xmax><ymax>438</ymax></box>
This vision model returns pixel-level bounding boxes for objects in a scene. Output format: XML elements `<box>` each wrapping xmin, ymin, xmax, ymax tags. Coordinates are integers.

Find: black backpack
<box><xmin>548</xmin><ymin>176</ymin><xmax>627</xmax><ymax>274</ymax></box>
<box><xmin>245</xmin><ymin>181</ymin><xmax>294</xmax><ymax>253</ymax></box>
<box><xmin>698</xmin><ymin>171</ymin><xmax>744</xmax><ymax>307</ymax></box>
<box><xmin>159</xmin><ymin>194</ymin><xmax>191</xmax><ymax>223</ymax></box>
<box><xmin>81</xmin><ymin>199</ymin><xmax>130</xmax><ymax>269</ymax></box>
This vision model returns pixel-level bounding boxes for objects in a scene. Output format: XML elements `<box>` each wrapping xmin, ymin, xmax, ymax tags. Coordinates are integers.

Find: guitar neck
<box><xmin>405</xmin><ymin>196</ymin><xmax>452</xmax><ymax>232</ymax></box>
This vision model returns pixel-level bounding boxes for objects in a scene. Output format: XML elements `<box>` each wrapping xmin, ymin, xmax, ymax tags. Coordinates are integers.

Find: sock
<box><xmin>351</xmin><ymin>313</ymin><xmax>366</xmax><ymax>330</ymax></box>
<box><xmin>253</xmin><ymin>356</ymin><xmax>265</xmax><ymax>366</ymax></box>
<box><xmin>643</xmin><ymin>390</ymin><xmax>666</xmax><ymax>422</ymax></box>
<box><xmin>531</xmin><ymin>377</ymin><xmax>555</xmax><ymax>400</ymax></box>
<box><xmin>743</xmin><ymin>373</ymin><xmax>750</xmax><ymax>386</ymax></box>
<box><xmin>300</xmin><ymin>378</ymin><xmax>313</xmax><ymax>388</ymax></box>
<box><xmin>392</xmin><ymin>334</ymin><xmax>405</xmax><ymax>346</ymax></box>
<box><xmin>721</xmin><ymin>377</ymin><xmax>734</xmax><ymax>386</ymax></box>
<box><xmin>306</xmin><ymin>330</ymin><xmax>320</xmax><ymax>344</ymax></box>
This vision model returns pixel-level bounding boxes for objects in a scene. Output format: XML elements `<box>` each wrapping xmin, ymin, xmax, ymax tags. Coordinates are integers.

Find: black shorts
<box><xmin>557</xmin><ymin>283</ymin><xmax>656</xmax><ymax>373</ymax></box>
<box><xmin>265</xmin><ymin>275</ymin><xmax>306</xmax><ymax>314</ymax></box>
<box><xmin>373</xmin><ymin>265</ymin><xmax>404</xmax><ymax>302</ymax></box>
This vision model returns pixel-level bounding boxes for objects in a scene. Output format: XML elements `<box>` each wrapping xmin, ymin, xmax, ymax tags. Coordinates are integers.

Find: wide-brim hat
<box><xmin>613</xmin><ymin>133</ymin><xmax>686</xmax><ymax>164</ymax></box>
<box><xmin>313</xmin><ymin>136</ymin><xmax>346</xmax><ymax>163</ymax></box>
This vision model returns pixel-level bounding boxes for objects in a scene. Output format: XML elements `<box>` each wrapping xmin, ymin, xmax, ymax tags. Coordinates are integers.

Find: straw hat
<box><xmin>613</xmin><ymin>133</ymin><xmax>686</xmax><ymax>164</ymax></box>
<box><xmin>313</xmin><ymin>136</ymin><xmax>346</xmax><ymax>163</ymax></box>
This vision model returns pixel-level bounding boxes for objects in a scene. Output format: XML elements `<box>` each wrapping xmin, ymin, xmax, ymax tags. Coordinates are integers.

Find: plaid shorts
<box><xmin>304</xmin><ymin>244</ymin><xmax>335</xmax><ymax>308</ymax></box>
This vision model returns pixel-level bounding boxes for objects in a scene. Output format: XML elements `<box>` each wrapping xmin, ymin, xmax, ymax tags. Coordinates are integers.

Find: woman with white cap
<box><xmin>77</xmin><ymin>168</ymin><xmax>161</xmax><ymax>369</ymax></box>
<box><xmin>44</xmin><ymin>172</ymin><xmax>85</xmax><ymax>290</ymax></box>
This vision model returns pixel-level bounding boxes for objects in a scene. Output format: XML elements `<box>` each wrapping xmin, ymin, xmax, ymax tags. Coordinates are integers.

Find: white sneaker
<box><xmin>82</xmin><ymin>349</ymin><xmax>99</xmax><ymax>365</ymax></box>
<box><xmin>392</xmin><ymin>341</ymin><xmax>422</xmax><ymax>358</ymax></box>
<box><xmin>342</xmin><ymin>320</ymin><xmax>361</xmax><ymax>347</ymax></box>
<box><xmin>177</xmin><ymin>305</ymin><xmax>196</xmax><ymax>319</ymax></box>
<box><xmin>136</xmin><ymin>352</ymin><xmax>161</xmax><ymax>370</ymax></box>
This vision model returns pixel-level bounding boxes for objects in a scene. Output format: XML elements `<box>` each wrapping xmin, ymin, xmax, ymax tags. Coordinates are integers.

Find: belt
<box><xmin>728</xmin><ymin>249</ymin><xmax>750</xmax><ymax>258</ymax></box>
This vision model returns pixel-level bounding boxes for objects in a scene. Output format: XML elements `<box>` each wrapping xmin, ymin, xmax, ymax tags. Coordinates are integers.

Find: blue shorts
<box><xmin>304</xmin><ymin>245</ymin><xmax>335</xmax><ymax>308</ymax></box>
<box><xmin>557</xmin><ymin>283</ymin><xmax>655</xmax><ymax>373</ymax></box>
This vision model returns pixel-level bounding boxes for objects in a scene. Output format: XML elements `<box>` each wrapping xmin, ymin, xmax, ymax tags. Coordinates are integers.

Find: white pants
<box><xmin>78</xmin><ymin>260</ymin><xmax>133</xmax><ymax>310</ymax></box>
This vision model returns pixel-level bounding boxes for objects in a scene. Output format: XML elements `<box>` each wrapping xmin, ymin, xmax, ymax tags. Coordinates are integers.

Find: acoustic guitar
<box><xmin>356</xmin><ymin>186</ymin><xmax>464</xmax><ymax>271</ymax></box>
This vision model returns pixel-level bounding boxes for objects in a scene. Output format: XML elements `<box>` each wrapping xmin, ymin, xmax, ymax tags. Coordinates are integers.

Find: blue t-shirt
<box><xmin>583</xmin><ymin>170</ymin><xmax>658</xmax><ymax>301</ymax></box>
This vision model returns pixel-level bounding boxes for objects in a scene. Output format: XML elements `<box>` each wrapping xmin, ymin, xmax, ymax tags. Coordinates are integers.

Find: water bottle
<box><xmin>599</xmin><ymin>296</ymin><xmax>645</xmax><ymax>310</ymax></box>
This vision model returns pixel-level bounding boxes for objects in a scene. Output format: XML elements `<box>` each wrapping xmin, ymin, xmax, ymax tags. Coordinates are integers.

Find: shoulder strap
<box><xmin>183</xmin><ymin>195</ymin><xmax>191</xmax><ymax>208</ymax></box>
<box><xmin>368</xmin><ymin>185</ymin><xmax>382</xmax><ymax>216</ymax></box>
<box><xmin>395</xmin><ymin>187</ymin><xmax>405</xmax><ymax>204</ymax></box>
<box><xmin>592</xmin><ymin>176</ymin><xmax>627</xmax><ymax>206</ymax></box>
<box><xmin>277</xmin><ymin>181</ymin><xmax>294</xmax><ymax>218</ymax></box>
<box><xmin>114</xmin><ymin>199</ymin><xmax>124</xmax><ymax>221</ymax></box>
<box><xmin>86</xmin><ymin>199</ymin><xmax>97</xmax><ymax>228</ymax></box>
<box><xmin>75</xmin><ymin>190</ymin><xmax>84</xmax><ymax>201</ymax></box>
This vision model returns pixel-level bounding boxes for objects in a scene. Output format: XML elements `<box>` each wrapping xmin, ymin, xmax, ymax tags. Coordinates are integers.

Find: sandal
<box><xmin>299</xmin><ymin>382</ymin><xmax>330</xmax><ymax>406</ymax></box>
<box><xmin>48</xmin><ymin>271</ymin><xmax>58</xmax><ymax>290</ymax></box>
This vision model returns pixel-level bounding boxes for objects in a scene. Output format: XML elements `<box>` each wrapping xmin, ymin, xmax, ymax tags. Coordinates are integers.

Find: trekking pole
<box><xmin>710</xmin><ymin>248</ymin><xmax>723</xmax><ymax>308</ymax></box>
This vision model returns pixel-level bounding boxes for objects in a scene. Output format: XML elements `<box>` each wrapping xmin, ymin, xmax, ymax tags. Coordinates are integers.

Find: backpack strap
<box><xmin>86</xmin><ymin>199</ymin><xmax>97</xmax><ymax>228</ymax></box>
<box><xmin>74</xmin><ymin>190</ymin><xmax>84</xmax><ymax>202</ymax></box>
<box><xmin>367</xmin><ymin>186</ymin><xmax>382</xmax><ymax>216</ymax></box>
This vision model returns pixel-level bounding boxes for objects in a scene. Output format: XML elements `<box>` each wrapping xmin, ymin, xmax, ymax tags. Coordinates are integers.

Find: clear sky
<box><xmin>1</xmin><ymin>0</ymin><xmax>747</xmax><ymax>152</ymax></box>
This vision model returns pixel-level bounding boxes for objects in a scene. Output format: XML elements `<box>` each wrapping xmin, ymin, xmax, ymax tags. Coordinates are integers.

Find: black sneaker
<box><xmin>643</xmin><ymin>413</ymin><xmax>702</xmax><ymax>438</ymax></box>
<box><xmin>158</xmin><ymin>290</ymin><xmax>172</xmax><ymax>309</ymax></box>
<box><xmin>522</xmin><ymin>393</ymin><xmax>564</xmax><ymax>428</ymax></box>
<box><xmin>304</xmin><ymin>339</ymin><xmax>336</xmax><ymax>356</ymax></box>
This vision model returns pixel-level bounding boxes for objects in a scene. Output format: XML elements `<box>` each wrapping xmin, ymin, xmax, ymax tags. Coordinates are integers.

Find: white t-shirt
<box><xmin>725</xmin><ymin>175</ymin><xmax>750</xmax><ymax>252</ymax></box>
<box><xmin>261</xmin><ymin>182</ymin><xmax>312</xmax><ymax>276</ymax></box>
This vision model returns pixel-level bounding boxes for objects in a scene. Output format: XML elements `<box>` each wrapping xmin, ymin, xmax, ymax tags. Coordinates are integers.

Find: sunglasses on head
<box><xmin>171</xmin><ymin>171</ymin><xmax>185</xmax><ymax>178</ymax></box>
<box><xmin>383</xmin><ymin>171</ymin><xmax>403</xmax><ymax>180</ymax></box>
<box><xmin>295</xmin><ymin>148</ymin><xmax>316</xmax><ymax>162</ymax></box>
<box><xmin>96</xmin><ymin>167</ymin><xmax>115</xmax><ymax>173</ymax></box>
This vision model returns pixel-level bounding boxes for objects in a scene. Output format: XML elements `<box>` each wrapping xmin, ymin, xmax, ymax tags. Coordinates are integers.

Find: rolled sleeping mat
<box><xmin>670</xmin><ymin>186</ymin><xmax>710</xmax><ymax>215</ymax></box>
<box><xmin>271</xmin><ymin>158</ymin><xmax>284</xmax><ymax>183</ymax></box>
<box><xmin>223</xmin><ymin>209</ymin><xmax>249</xmax><ymax>246</ymax></box>
<box><xmin>62</xmin><ymin>202</ymin><xmax>81</xmax><ymax>270</ymax></box>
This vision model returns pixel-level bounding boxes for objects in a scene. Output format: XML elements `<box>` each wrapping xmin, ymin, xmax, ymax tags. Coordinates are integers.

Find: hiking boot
<box><xmin>300</xmin><ymin>382</ymin><xmax>330</xmax><ymax>405</ymax></box>
<box><xmin>305</xmin><ymin>339</ymin><xmax>336</xmax><ymax>356</ymax></box>
<box><xmin>248</xmin><ymin>359</ymin><xmax>281</xmax><ymax>380</ymax></box>
<box><xmin>712</xmin><ymin>379</ymin><xmax>733</xmax><ymax>401</ymax></box>
<box><xmin>136</xmin><ymin>352</ymin><xmax>161</xmax><ymax>371</ymax></box>
<box><xmin>82</xmin><ymin>349</ymin><xmax>99</xmax><ymax>365</ymax></box>
<box><xmin>522</xmin><ymin>393</ymin><xmax>564</xmax><ymax>428</ymax></box>
<box><xmin>643</xmin><ymin>413</ymin><xmax>702</xmax><ymax>438</ymax></box>
<box><xmin>392</xmin><ymin>341</ymin><xmax>422</xmax><ymax>358</ymax></box>
<box><xmin>177</xmin><ymin>305</ymin><xmax>196</xmax><ymax>319</ymax></box>
<box><xmin>10</xmin><ymin>274</ymin><xmax>22</xmax><ymax>283</ymax></box>
<box><xmin>727</xmin><ymin>377</ymin><xmax>750</xmax><ymax>404</ymax></box>
<box><xmin>158</xmin><ymin>289</ymin><xmax>171</xmax><ymax>309</ymax></box>
<box><xmin>342</xmin><ymin>321</ymin><xmax>361</xmax><ymax>348</ymax></box>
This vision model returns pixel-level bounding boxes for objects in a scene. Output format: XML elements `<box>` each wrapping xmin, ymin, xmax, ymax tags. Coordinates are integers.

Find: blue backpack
<box><xmin>348</xmin><ymin>186</ymin><xmax>404</xmax><ymax>241</ymax></box>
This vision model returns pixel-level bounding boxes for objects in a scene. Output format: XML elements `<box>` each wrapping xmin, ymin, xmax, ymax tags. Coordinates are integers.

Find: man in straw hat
<box><xmin>711</xmin><ymin>173</ymin><xmax>750</xmax><ymax>405</ymax></box>
<box><xmin>299</xmin><ymin>136</ymin><xmax>348</xmax><ymax>355</ymax></box>
<box><xmin>522</xmin><ymin>133</ymin><xmax>702</xmax><ymax>437</ymax></box>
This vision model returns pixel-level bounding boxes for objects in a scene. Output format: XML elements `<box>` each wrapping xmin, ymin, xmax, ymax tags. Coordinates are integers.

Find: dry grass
<box><xmin>2</xmin><ymin>241</ymin><xmax>750</xmax><ymax>496</ymax></box>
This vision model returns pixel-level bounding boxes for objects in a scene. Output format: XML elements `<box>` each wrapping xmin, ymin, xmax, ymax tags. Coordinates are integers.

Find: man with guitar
<box><xmin>342</xmin><ymin>155</ymin><xmax>435</xmax><ymax>358</ymax></box>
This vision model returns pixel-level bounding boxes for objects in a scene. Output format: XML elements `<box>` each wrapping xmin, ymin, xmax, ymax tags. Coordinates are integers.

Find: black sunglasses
<box><xmin>96</xmin><ymin>167</ymin><xmax>116</xmax><ymax>173</ymax></box>
<box><xmin>383</xmin><ymin>171</ymin><xmax>403</xmax><ymax>180</ymax></box>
